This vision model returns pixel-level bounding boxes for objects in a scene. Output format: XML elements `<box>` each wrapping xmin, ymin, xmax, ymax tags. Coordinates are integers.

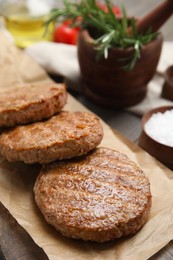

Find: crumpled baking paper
<box><xmin>0</xmin><ymin>31</ymin><xmax>173</xmax><ymax>260</ymax></box>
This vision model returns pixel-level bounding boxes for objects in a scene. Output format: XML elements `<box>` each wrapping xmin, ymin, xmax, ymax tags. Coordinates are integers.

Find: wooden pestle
<box><xmin>131</xmin><ymin>0</ymin><xmax>173</xmax><ymax>34</ymax></box>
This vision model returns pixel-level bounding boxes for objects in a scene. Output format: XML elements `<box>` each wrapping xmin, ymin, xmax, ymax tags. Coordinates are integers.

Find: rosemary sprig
<box><xmin>48</xmin><ymin>0</ymin><xmax>159</xmax><ymax>70</ymax></box>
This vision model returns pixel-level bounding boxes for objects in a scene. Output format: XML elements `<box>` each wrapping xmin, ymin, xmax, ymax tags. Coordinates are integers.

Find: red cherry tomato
<box><xmin>111</xmin><ymin>6</ymin><xmax>121</xmax><ymax>16</ymax></box>
<box><xmin>53</xmin><ymin>4</ymin><xmax>121</xmax><ymax>45</ymax></box>
<box><xmin>53</xmin><ymin>20</ymin><xmax>79</xmax><ymax>45</ymax></box>
<box><xmin>97</xmin><ymin>3</ymin><xmax>121</xmax><ymax>17</ymax></box>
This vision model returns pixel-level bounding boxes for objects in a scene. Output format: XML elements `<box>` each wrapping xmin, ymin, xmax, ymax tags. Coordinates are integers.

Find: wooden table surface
<box><xmin>68</xmin><ymin>1</ymin><xmax>173</xmax><ymax>259</ymax></box>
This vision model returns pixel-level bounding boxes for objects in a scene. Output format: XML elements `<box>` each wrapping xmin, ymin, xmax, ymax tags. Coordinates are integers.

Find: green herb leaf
<box><xmin>47</xmin><ymin>0</ymin><xmax>159</xmax><ymax>70</ymax></box>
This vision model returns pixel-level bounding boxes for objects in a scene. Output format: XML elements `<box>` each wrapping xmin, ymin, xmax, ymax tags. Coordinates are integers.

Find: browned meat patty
<box><xmin>0</xmin><ymin>82</ymin><xmax>67</xmax><ymax>127</ymax></box>
<box><xmin>0</xmin><ymin>111</ymin><xmax>103</xmax><ymax>164</ymax></box>
<box><xmin>34</xmin><ymin>147</ymin><xmax>152</xmax><ymax>243</ymax></box>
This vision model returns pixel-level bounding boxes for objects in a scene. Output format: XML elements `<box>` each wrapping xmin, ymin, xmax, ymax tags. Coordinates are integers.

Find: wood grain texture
<box><xmin>78</xmin><ymin>30</ymin><xmax>162</xmax><ymax>108</ymax></box>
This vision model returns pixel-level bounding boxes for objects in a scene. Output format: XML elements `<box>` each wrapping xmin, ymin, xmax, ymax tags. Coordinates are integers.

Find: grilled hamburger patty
<box><xmin>34</xmin><ymin>147</ymin><xmax>151</xmax><ymax>242</ymax></box>
<box><xmin>0</xmin><ymin>82</ymin><xmax>67</xmax><ymax>127</ymax></box>
<box><xmin>0</xmin><ymin>111</ymin><xmax>103</xmax><ymax>164</ymax></box>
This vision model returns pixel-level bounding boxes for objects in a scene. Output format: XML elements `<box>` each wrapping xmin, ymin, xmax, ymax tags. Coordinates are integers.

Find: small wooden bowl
<box><xmin>138</xmin><ymin>106</ymin><xmax>173</xmax><ymax>170</ymax></box>
<box><xmin>161</xmin><ymin>65</ymin><xmax>173</xmax><ymax>101</ymax></box>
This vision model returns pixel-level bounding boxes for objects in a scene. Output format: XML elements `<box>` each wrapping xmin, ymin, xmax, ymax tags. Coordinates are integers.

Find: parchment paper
<box><xmin>0</xmin><ymin>32</ymin><xmax>173</xmax><ymax>260</ymax></box>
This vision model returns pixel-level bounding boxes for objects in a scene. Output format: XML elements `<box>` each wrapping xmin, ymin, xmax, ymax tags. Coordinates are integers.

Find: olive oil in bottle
<box><xmin>2</xmin><ymin>1</ymin><xmax>54</xmax><ymax>48</ymax></box>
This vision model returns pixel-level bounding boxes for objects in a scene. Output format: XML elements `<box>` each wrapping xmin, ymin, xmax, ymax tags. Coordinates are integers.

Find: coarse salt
<box><xmin>144</xmin><ymin>109</ymin><xmax>173</xmax><ymax>147</ymax></box>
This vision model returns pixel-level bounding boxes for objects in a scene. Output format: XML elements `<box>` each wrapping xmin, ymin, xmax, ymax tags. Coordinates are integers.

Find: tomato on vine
<box><xmin>53</xmin><ymin>4</ymin><xmax>121</xmax><ymax>45</ymax></box>
<box><xmin>97</xmin><ymin>3</ymin><xmax>121</xmax><ymax>16</ymax></box>
<box><xmin>53</xmin><ymin>20</ymin><xmax>79</xmax><ymax>45</ymax></box>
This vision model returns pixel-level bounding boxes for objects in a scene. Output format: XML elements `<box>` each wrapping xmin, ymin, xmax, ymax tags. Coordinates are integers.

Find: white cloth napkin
<box><xmin>25</xmin><ymin>41</ymin><xmax>173</xmax><ymax>115</ymax></box>
<box><xmin>25</xmin><ymin>42</ymin><xmax>82</xmax><ymax>90</ymax></box>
